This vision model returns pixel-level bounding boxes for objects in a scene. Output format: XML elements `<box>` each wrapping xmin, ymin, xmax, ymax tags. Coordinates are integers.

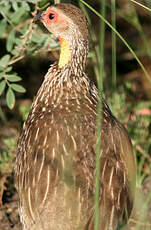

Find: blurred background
<box><xmin>0</xmin><ymin>0</ymin><xmax>151</xmax><ymax>229</ymax></box>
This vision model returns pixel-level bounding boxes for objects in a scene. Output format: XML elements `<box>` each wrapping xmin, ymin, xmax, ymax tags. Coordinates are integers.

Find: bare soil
<box><xmin>0</xmin><ymin>175</ymin><xmax>21</xmax><ymax>230</ymax></box>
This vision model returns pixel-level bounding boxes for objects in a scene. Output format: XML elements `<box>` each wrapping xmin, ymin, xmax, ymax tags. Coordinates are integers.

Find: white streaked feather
<box><xmin>42</xmin><ymin>166</ymin><xmax>50</xmax><ymax>205</ymax></box>
<box><xmin>37</xmin><ymin>150</ymin><xmax>45</xmax><ymax>182</ymax></box>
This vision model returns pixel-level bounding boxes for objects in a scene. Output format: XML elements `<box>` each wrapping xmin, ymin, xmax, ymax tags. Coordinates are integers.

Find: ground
<box><xmin>0</xmin><ymin>175</ymin><xmax>21</xmax><ymax>230</ymax></box>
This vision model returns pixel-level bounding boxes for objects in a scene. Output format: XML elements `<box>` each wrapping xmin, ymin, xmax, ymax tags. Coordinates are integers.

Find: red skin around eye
<box><xmin>44</xmin><ymin>9</ymin><xmax>58</xmax><ymax>23</ymax></box>
<box><xmin>41</xmin><ymin>8</ymin><xmax>68</xmax><ymax>43</ymax></box>
<box><xmin>43</xmin><ymin>8</ymin><xmax>66</xmax><ymax>24</ymax></box>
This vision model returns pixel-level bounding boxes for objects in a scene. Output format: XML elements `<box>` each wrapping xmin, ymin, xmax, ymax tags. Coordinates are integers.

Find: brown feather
<box><xmin>15</xmin><ymin>3</ymin><xmax>136</xmax><ymax>230</ymax></box>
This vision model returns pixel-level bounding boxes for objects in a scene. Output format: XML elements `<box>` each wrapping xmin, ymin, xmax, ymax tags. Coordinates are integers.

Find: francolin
<box><xmin>15</xmin><ymin>3</ymin><xmax>136</xmax><ymax>230</ymax></box>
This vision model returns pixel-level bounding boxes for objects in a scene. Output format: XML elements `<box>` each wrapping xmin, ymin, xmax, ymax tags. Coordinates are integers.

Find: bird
<box><xmin>15</xmin><ymin>3</ymin><xmax>136</xmax><ymax>230</ymax></box>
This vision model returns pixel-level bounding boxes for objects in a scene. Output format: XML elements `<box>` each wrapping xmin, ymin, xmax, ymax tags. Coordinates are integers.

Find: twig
<box><xmin>8</xmin><ymin>55</ymin><xmax>25</xmax><ymax>66</ymax></box>
<box><xmin>0</xmin><ymin>10</ymin><xmax>15</xmax><ymax>29</ymax></box>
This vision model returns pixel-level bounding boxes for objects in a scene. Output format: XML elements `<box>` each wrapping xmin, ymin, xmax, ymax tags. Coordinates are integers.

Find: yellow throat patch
<box><xmin>58</xmin><ymin>38</ymin><xmax>71</xmax><ymax>68</ymax></box>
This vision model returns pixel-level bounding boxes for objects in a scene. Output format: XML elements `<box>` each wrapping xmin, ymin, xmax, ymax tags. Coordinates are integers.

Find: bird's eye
<box><xmin>49</xmin><ymin>13</ymin><xmax>55</xmax><ymax>20</ymax></box>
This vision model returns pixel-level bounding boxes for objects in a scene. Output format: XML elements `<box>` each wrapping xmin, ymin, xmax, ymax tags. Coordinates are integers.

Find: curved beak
<box><xmin>34</xmin><ymin>11</ymin><xmax>44</xmax><ymax>22</ymax></box>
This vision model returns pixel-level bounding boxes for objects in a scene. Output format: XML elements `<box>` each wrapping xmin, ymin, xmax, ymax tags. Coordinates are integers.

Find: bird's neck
<box><xmin>58</xmin><ymin>36</ymin><xmax>89</xmax><ymax>77</ymax></box>
<box><xmin>58</xmin><ymin>37</ymin><xmax>71</xmax><ymax>68</ymax></box>
<box><xmin>31</xmin><ymin>37</ymin><xmax>90</xmax><ymax>109</ymax></box>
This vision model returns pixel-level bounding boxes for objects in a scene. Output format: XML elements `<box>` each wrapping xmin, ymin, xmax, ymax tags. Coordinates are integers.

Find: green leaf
<box><xmin>15</xmin><ymin>38</ymin><xmax>22</xmax><ymax>45</ymax></box>
<box><xmin>11</xmin><ymin>7</ymin><xmax>26</xmax><ymax>23</ymax></box>
<box><xmin>12</xmin><ymin>1</ymin><xmax>18</xmax><ymax>11</ymax></box>
<box><xmin>6</xmin><ymin>30</ymin><xmax>15</xmax><ymax>52</ymax></box>
<box><xmin>0</xmin><ymin>19</ymin><xmax>7</xmax><ymax>38</ymax></box>
<box><xmin>0</xmin><ymin>55</ymin><xmax>10</xmax><ymax>67</ymax></box>
<box><xmin>27</xmin><ymin>0</ymin><xmax>35</xmax><ymax>3</ymax></box>
<box><xmin>0</xmin><ymin>66</ymin><xmax>3</xmax><ymax>71</ymax></box>
<box><xmin>0</xmin><ymin>72</ymin><xmax>4</xmax><ymax>79</ymax></box>
<box><xmin>31</xmin><ymin>33</ymin><xmax>42</xmax><ymax>43</ymax></box>
<box><xmin>0</xmin><ymin>80</ymin><xmax>6</xmax><ymax>95</ymax></box>
<box><xmin>7</xmin><ymin>75</ymin><xmax>21</xmax><ymax>82</ymax></box>
<box><xmin>6</xmin><ymin>87</ymin><xmax>15</xmax><ymax>109</ymax></box>
<box><xmin>0</xmin><ymin>5</ymin><xmax>11</xmax><ymax>15</ymax></box>
<box><xmin>21</xmin><ymin>2</ymin><xmax>30</xmax><ymax>11</ymax></box>
<box><xmin>5</xmin><ymin>67</ymin><xmax>12</xmax><ymax>72</ymax></box>
<box><xmin>11</xmin><ymin>83</ymin><xmax>26</xmax><ymax>93</ymax></box>
<box><xmin>11</xmin><ymin>49</ymin><xmax>17</xmax><ymax>56</ymax></box>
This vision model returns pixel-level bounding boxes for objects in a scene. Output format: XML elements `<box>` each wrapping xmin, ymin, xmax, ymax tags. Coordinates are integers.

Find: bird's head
<box><xmin>35</xmin><ymin>3</ymin><xmax>89</xmax><ymax>69</ymax></box>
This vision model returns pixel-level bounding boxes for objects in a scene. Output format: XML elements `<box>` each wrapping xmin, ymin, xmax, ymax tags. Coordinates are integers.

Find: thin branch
<box><xmin>8</xmin><ymin>55</ymin><xmax>25</xmax><ymax>66</ymax></box>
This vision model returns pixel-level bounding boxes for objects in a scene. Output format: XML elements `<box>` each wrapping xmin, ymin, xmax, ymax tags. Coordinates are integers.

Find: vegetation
<box><xmin>0</xmin><ymin>0</ymin><xmax>151</xmax><ymax>229</ymax></box>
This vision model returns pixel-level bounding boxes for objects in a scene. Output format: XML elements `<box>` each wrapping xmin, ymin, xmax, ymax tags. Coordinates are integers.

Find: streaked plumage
<box><xmin>15</xmin><ymin>3</ymin><xmax>136</xmax><ymax>230</ymax></box>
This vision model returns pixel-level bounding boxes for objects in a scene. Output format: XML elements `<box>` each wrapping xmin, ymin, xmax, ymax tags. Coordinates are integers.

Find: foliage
<box><xmin>0</xmin><ymin>0</ymin><xmax>58</xmax><ymax>111</ymax></box>
<box><xmin>0</xmin><ymin>137</ymin><xmax>16</xmax><ymax>174</ymax></box>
